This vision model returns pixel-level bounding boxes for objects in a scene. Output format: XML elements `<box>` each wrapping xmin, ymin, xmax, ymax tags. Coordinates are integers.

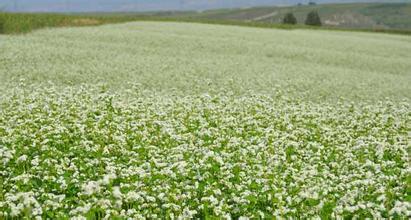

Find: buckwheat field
<box><xmin>0</xmin><ymin>22</ymin><xmax>410</xmax><ymax>219</ymax></box>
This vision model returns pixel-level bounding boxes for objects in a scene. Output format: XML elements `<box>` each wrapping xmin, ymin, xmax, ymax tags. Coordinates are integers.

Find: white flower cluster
<box><xmin>0</xmin><ymin>85</ymin><xmax>409</xmax><ymax>218</ymax></box>
<box><xmin>1</xmin><ymin>22</ymin><xmax>410</xmax><ymax>101</ymax></box>
<box><xmin>0</xmin><ymin>22</ymin><xmax>410</xmax><ymax>219</ymax></box>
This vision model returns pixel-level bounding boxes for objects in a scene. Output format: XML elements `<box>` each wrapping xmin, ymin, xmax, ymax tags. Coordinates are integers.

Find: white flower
<box><xmin>31</xmin><ymin>158</ymin><xmax>39</xmax><ymax>166</ymax></box>
<box><xmin>16</xmin><ymin>155</ymin><xmax>28</xmax><ymax>163</ymax></box>
<box><xmin>100</xmin><ymin>173</ymin><xmax>116</xmax><ymax>185</ymax></box>
<box><xmin>112</xmin><ymin>187</ymin><xmax>122</xmax><ymax>199</ymax></box>
<box><xmin>82</xmin><ymin>181</ymin><xmax>101</xmax><ymax>196</ymax></box>
<box><xmin>71</xmin><ymin>215</ymin><xmax>87</xmax><ymax>220</ymax></box>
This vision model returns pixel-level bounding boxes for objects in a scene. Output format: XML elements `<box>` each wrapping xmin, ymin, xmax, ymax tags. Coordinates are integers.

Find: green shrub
<box><xmin>305</xmin><ymin>11</ymin><xmax>322</xmax><ymax>26</ymax></box>
<box><xmin>282</xmin><ymin>13</ymin><xmax>297</xmax><ymax>25</ymax></box>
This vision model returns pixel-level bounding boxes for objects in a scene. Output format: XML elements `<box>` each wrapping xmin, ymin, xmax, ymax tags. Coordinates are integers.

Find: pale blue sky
<box><xmin>0</xmin><ymin>0</ymin><xmax>407</xmax><ymax>12</ymax></box>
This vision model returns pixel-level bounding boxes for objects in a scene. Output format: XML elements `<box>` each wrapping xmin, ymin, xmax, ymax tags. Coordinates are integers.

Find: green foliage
<box><xmin>305</xmin><ymin>11</ymin><xmax>322</xmax><ymax>26</ymax></box>
<box><xmin>0</xmin><ymin>12</ymin><xmax>150</xmax><ymax>34</ymax></box>
<box><xmin>0</xmin><ymin>17</ymin><xmax>3</xmax><ymax>34</ymax></box>
<box><xmin>282</xmin><ymin>12</ymin><xmax>297</xmax><ymax>25</ymax></box>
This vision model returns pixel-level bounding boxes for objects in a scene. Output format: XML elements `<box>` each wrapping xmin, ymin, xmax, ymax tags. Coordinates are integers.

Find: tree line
<box><xmin>283</xmin><ymin>11</ymin><xmax>322</xmax><ymax>26</ymax></box>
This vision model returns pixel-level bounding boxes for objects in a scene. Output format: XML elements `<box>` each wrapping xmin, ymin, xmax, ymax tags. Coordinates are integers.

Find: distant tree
<box><xmin>308</xmin><ymin>1</ymin><xmax>317</xmax><ymax>5</ymax></box>
<box><xmin>282</xmin><ymin>13</ymin><xmax>297</xmax><ymax>25</ymax></box>
<box><xmin>305</xmin><ymin>11</ymin><xmax>322</xmax><ymax>26</ymax></box>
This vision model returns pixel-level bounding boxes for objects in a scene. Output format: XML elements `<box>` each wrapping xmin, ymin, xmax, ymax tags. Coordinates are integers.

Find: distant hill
<box><xmin>1</xmin><ymin>2</ymin><xmax>410</xmax><ymax>33</ymax></box>
<box><xmin>151</xmin><ymin>3</ymin><xmax>411</xmax><ymax>30</ymax></box>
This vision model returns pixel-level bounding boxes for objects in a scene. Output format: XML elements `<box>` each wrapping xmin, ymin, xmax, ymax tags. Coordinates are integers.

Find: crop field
<box><xmin>0</xmin><ymin>22</ymin><xmax>410</xmax><ymax>219</ymax></box>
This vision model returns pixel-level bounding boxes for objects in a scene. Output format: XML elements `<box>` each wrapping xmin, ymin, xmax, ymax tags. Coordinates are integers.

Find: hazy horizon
<box><xmin>0</xmin><ymin>0</ymin><xmax>408</xmax><ymax>12</ymax></box>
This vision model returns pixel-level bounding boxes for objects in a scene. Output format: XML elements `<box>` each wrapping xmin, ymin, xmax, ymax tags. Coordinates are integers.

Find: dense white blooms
<box><xmin>0</xmin><ymin>146</ymin><xmax>15</xmax><ymax>165</ymax></box>
<box><xmin>0</xmin><ymin>22</ymin><xmax>410</xmax><ymax>218</ymax></box>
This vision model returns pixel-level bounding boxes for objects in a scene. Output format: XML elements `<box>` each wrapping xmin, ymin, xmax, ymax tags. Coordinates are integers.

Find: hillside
<box><xmin>154</xmin><ymin>3</ymin><xmax>411</xmax><ymax>30</ymax></box>
<box><xmin>1</xmin><ymin>21</ymin><xmax>410</xmax><ymax>219</ymax></box>
<box><xmin>1</xmin><ymin>3</ymin><xmax>411</xmax><ymax>35</ymax></box>
<box><xmin>2</xmin><ymin>22</ymin><xmax>410</xmax><ymax>99</ymax></box>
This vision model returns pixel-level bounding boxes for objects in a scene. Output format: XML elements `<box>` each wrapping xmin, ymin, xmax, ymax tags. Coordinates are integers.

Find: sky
<box><xmin>0</xmin><ymin>0</ymin><xmax>408</xmax><ymax>12</ymax></box>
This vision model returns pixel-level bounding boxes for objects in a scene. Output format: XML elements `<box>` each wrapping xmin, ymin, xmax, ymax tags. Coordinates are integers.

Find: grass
<box><xmin>0</xmin><ymin>12</ymin><xmax>140</xmax><ymax>34</ymax></box>
<box><xmin>0</xmin><ymin>22</ymin><xmax>410</xmax><ymax>219</ymax></box>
